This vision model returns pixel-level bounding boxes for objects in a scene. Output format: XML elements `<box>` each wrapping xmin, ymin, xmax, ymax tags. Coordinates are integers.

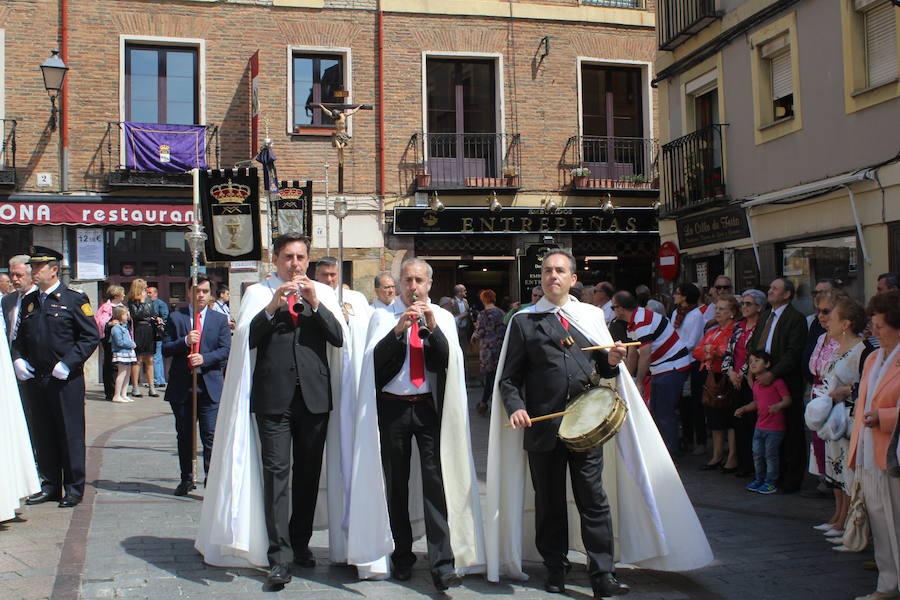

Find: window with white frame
<box><xmin>760</xmin><ymin>34</ymin><xmax>794</xmax><ymax>121</ymax></box>
<box><xmin>857</xmin><ymin>0</ymin><xmax>898</xmax><ymax>88</ymax></box>
<box><xmin>125</xmin><ymin>44</ymin><xmax>199</xmax><ymax>125</ymax></box>
<box><xmin>291</xmin><ymin>52</ymin><xmax>345</xmax><ymax>131</ymax></box>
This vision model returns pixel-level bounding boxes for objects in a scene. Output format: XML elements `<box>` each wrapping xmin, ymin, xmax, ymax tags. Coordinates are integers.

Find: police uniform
<box><xmin>11</xmin><ymin>247</ymin><xmax>99</xmax><ymax>507</ymax></box>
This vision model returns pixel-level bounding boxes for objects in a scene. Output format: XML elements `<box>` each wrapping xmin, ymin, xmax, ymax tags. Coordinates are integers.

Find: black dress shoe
<box><xmin>433</xmin><ymin>571</ymin><xmax>462</xmax><ymax>591</ymax></box>
<box><xmin>593</xmin><ymin>573</ymin><xmax>630</xmax><ymax>597</ymax></box>
<box><xmin>174</xmin><ymin>481</ymin><xmax>196</xmax><ymax>496</ymax></box>
<box><xmin>393</xmin><ymin>564</ymin><xmax>412</xmax><ymax>581</ymax></box>
<box><xmin>545</xmin><ymin>570</ymin><xmax>566</xmax><ymax>594</ymax></box>
<box><xmin>26</xmin><ymin>490</ymin><xmax>59</xmax><ymax>505</ymax></box>
<box><xmin>293</xmin><ymin>554</ymin><xmax>315</xmax><ymax>568</ymax></box>
<box><xmin>265</xmin><ymin>564</ymin><xmax>291</xmax><ymax>589</ymax></box>
<box><xmin>58</xmin><ymin>496</ymin><xmax>81</xmax><ymax>508</ymax></box>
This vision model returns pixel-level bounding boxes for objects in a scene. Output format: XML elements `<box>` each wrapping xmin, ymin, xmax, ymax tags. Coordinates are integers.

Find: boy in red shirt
<box><xmin>735</xmin><ymin>349</ymin><xmax>792</xmax><ymax>494</ymax></box>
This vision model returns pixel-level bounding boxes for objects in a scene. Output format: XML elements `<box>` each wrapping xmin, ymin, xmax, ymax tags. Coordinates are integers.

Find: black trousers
<box><xmin>169</xmin><ymin>381</ymin><xmax>218</xmax><ymax>482</ymax></box>
<box><xmin>528</xmin><ymin>439</ymin><xmax>614</xmax><ymax>580</ymax></box>
<box><xmin>733</xmin><ymin>383</ymin><xmax>756</xmax><ymax>475</ymax></box>
<box><xmin>377</xmin><ymin>396</ymin><xmax>454</xmax><ymax>578</ymax></box>
<box><xmin>101</xmin><ymin>340</ymin><xmax>116</xmax><ymax>401</ymax></box>
<box><xmin>781</xmin><ymin>394</ymin><xmax>808</xmax><ymax>493</ymax></box>
<box><xmin>28</xmin><ymin>375</ymin><xmax>86</xmax><ymax>499</ymax></box>
<box><xmin>255</xmin><ymin>390</ymin><xmax>329</xmax><ymax>567</ymax></box>
<box><xmin>680</xmin><ymin>362</ymin><xmax>708</xmax><ymax>448</ymax></box>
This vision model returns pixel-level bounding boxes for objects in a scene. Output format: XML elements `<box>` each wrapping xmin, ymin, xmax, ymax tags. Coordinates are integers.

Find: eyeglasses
<box><xmin>740</xmin><ymin>301</ymin><xmax>756</xmax><ymax>306</ymax></box>
<box><xmin>714</xmin><ymin>285</ymin><xmax>732</xmax><ymax>290</ymax></box>
<box><xmin>818</xmin><ymin>308</ymin><xmax>832</xmax><ymax>315</ymax></box>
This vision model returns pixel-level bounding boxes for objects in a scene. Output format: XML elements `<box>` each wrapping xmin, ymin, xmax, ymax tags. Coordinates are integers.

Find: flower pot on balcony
<box><xmin>416</xmin><ymin>173</ymin><xmax>432</xmax><ymax>188</ymax></box>
<box><xmin>573</xmin><ymin>175</ymin><xmax>588</xmax><ymax>188</ymax></box>
<box><xmin>505</xmin><ymin>175</ymin><xmax>520</xmax><ymax>187</ymax></box>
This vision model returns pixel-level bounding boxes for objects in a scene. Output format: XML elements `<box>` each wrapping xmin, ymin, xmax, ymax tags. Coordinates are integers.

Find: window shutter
<box><xmin>771</xmin><ymin>51</ymin><xmax>793</xmax><ymax>101</ymax></box>
<box><xmin>865</xmin><ymin>2</ymin><xmax>898</xmax><ymax>88</ymax></box>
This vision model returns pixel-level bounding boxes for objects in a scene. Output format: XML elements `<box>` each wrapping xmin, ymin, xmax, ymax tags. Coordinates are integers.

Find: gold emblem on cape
<box><xmin>343</xmin><ymin>302</ymin><xmax>355</xmax><ymax>316</ymax></box>
<box><xmin>81</xmin><ymin>303</ymin><xmax>94</xmax><ymax>317</ymax></box>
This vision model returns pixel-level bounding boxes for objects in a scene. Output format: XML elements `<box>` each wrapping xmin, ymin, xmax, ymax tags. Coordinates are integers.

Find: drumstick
<box><xmin>504</xmin><ymin>409</ymin><xmax>575</xmax><ymax>428</ymax></box>
<box><xmin>580</xmin><ymin>341</ymin><xmax>642</xmax><ymax>351</ymax></box>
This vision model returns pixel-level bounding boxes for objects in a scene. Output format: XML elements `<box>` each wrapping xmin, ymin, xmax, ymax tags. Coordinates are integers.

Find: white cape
<box><xmin>195</xmin><ymin>277</ymin><xmax>350</xmax><ymax>568</ymax></box>
<box><xmin>0</xmin><ymin>317</ymin><xmax>40</xmax><ymax>522</ymax></box>
<box><xmin>347</xmin><ymin>300</ymin><xmax>486</xmax><ymax>575</ymax></box>
<box><xmin>485</xmin><ymin>296</ymin><xmax>713</xmax><ymax>581</ymax></box>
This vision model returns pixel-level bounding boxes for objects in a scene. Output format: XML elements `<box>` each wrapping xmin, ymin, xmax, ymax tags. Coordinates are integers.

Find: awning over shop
<box><xmin>0</xmin><ymin>195</ymin><xmax>193</xmax><ymax>226</ymax></box>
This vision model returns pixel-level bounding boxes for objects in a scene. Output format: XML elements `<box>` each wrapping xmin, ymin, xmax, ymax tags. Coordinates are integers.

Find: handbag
<box><xmin>702</xmin><ymin>372</ymin><xmax>735</xmax><ymax>409</ymax></box>
<box><xmin>819</xmin><ymin>402</ymin><xmax>849</xmax><ymax>441</ymax></box>
<box><xmin>841</xmin><ymin>478</ymin><xmax>869</xmax><ymax>552</ymax></box>
<box><xmin>804</xmin><ymin>394</ymin><xmax>833</xmax><ymax>431</ymax></box>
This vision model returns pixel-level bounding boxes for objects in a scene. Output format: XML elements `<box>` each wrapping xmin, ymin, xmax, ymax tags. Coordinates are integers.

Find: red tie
<box><xmin>560</xmin><ymin>315</ymin><xmax>570</xmax><ymax>331</ymax></box>
<box><xmin>287</xmin><ymin>295</ymin><xmax>300</xmax><ymax>326</ymax></box>
<box><xmin>190</xmin><ymin>310</ymin><xmax>202</xmax><ymax>369</ymax></box>
<box><xmin>409</xmin><ymin>321</ymin><xmax>425</xmax><ymax>388</ymax></box>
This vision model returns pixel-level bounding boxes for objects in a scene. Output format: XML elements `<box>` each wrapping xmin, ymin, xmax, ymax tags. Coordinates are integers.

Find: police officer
<box><xmin>12</xmin><ymin>246</ymin><xmax>99</xmax><ymax>508</ymax></box>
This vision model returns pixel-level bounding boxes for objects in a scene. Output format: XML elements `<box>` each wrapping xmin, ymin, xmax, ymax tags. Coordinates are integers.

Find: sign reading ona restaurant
<box><xmin>0</xmin><ymin>201</ymin><xmax>194</xmax><ymax>226</ymax></box>
<box><xmin>392</xmin><ymin>207</ymin><xmax>658</xmax><ymax>235</ymax></box>
<box><xmin>676</xmin><ymin>206</ymin><xmax>750</xmax><ymax>249</ymax></box>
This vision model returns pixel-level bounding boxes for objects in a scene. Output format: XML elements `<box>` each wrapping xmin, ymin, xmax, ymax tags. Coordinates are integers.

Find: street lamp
<box><xmin>40</xmin><ymin>50</ymin><xmax>69</xmax><ymax>131</ymax></box>
<box><xmin>487</xmin><ymin>191</ymin><xmax>502</xmax><ymax>213</ymax></box>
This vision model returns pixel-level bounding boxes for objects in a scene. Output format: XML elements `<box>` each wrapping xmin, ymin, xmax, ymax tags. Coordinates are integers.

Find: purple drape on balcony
<box><xmin>123</xmin><ymin>122</ymin><xmax>206</xmax><ymax>173</ymax></box>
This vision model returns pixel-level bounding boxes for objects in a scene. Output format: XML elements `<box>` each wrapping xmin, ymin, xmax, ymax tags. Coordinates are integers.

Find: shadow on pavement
<box><xmin>92</xmin><ymin>478</ymin><xmax>193</xmax><ymax>499</ymax></box>
<box><xmin>121</xmin><ymin>536</ymin><xmax>249</xmax><ymax>585</ymax></box>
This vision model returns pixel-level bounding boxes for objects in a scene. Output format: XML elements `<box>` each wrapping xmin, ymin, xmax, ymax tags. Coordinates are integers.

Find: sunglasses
<box><xmin>818</xmin><ymin>308</ymin><xmax>832</xmax><ymax>315</ymax></box>
<box><xmin>714</xmin><ymin>285</ymin><xmax>732</xmax><ymax>290</ymax></box>
<box><xmin>740</xmin><ymin>301</ymin><xmax>757</xmax><ymax>306</ymax></box>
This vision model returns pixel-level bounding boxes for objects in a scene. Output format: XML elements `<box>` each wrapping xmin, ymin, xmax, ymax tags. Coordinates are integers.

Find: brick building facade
<box><xmin>0</xmin><ymin>0</ymin><xmax>659</xmax><ymax>321</ymax></box>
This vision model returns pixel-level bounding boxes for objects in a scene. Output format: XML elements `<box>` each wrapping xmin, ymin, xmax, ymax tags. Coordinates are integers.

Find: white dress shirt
<box><xmin>383</xmin><ymin>299</ymin><xmax>431</xmax><ymax>395</ymax></box>
<box><xmin>601</xmin><ymin>300</ymin><xmax>615</xmax><ymax>325</ymax></box>
<box><xmin>764</xmin><ymin>304</ymin><xmax>788</xmax><ymax>353</ymax></box>
<box><xmin>185</xmin><ymin>307</ymin><xmax>208</xmax><ymax>347</ymax></box>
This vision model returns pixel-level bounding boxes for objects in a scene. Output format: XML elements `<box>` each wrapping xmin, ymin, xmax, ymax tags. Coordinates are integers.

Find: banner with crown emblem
<box><xmin>273</xmin><ymin>180</ymin><xmax>314</xmax><ymax>238</ymax></box>
<box><xmin>198</xmin><ymin>168</ymin><xmax>262</xmax><ymax>262</ymax></box>
<box><xmin>124</xmin><ymin>122</ymin><xmax>207</xmax><ymax>173</ymax></box>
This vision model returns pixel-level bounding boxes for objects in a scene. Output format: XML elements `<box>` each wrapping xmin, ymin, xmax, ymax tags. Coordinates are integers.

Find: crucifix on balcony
<box><xmin>317</xmin><ymin>95</ymin><xmax>372</xmax><ymax>195</ymax></box>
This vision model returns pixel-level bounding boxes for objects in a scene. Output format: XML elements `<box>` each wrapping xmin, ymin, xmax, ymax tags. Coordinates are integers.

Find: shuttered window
<box><xmin>863</xmin><ymin>1</ymin><xmax>898</xmax><ymax>88</ymax></box>
<box><xmin>771</xmin><ymin>52</ymin><xmax>793</xmax><ymax>100</ymax></box>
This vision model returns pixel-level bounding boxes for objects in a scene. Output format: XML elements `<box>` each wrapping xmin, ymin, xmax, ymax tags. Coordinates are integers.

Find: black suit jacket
<box><xmin>2</xmin><ymin>292</ymin><xmax>16</xmax><ymax>346</ymax></box>
<box><xmin>249</xmin><ymin>303</ymin><xmax>343</xmax><ymax>415</ymax></box>
<box><xmin>12</xmin><ymin>284</ymin><xmax>100</xmax><ymax>377</ymax></box>
<box><xmin>747</xmin><ymin>303</ymin><xmax>808</xmax><ymax>399</ymax></box>
<box><xmin>500</xmin><ymin>312</ymin><xmax>618</xmax><ymax>452</ymax></box>
<box><xmin>162</xmin><ymin>308</ymin><xmax>231</xmax><ymax>405</ymax></box>
<box><xmin>373</xmin><ymin>325</ymin><xmax>450</xmax><ymax>416</ymax></box>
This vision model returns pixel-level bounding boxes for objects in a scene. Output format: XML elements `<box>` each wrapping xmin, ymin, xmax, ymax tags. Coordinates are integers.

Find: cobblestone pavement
<box><xmin>1</xmin><ymin>382</ymin><xmax>876</xmax><ymax>599</ymax></box>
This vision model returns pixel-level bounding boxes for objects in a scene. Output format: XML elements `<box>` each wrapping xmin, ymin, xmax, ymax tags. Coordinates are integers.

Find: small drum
<box><xmin>557</xmin><ymin>379</ymin><xmax>627</xmax><ymax>452</ymax></box>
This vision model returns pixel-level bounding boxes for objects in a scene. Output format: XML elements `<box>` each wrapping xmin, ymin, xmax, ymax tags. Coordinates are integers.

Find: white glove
<box><xmin>13</xmin><ymin>358</ymin><xmax>35</xmax><ymax>381</ymax></box>
<box><xmin>52</xmin><ymin>361</ymin><xmax>71</xmax><ymax>380</ymax></box>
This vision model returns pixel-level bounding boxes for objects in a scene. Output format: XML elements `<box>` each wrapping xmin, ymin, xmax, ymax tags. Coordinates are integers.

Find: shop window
<box><xmin>782</xmin><ymin>234</ymin><xmax>863</xmax><ymax>313</ymax></box>
<box><xmin>141</xmin><ymin>262</ymin><xmax>159</xmax><ymax>277</ymax></box>
<box><xmin>0</xmin><ymin>227</ymin><xmax>31</xmax><ymax>271</ymax></box>
<box><xmin>111</xmin><ymin>231</ymin><xmax>138</xmax><ymax>253</ymax></box>
<box><xmin>165</xmin><ymin>231</ymin><xmax>187</xmax><ymax>251</ymax></box>
<box><xmin>169</xmin><ymin>281</ymin><xmax>187</xmax><ymax>302</ymax></box>
<box><xmin>126</xmin><ymin>44</ymin><xmax>199</xmax><ymax>125</ymax></box>
<box><xmin>291</xmin><ymin>52</ymin><xmax>345</xmax><ymax>132</ymax></box>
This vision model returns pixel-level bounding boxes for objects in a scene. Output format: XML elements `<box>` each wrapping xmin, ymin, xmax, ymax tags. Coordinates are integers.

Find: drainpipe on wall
<box><xmin>60</xmin><ymin>0</ymin><xmax>70</xmax><ymax>192</ymax></box>
<box><xmin>376</xmin><ymin>0</ymin><xmax>385</xmax><ymax>206</ymax></box>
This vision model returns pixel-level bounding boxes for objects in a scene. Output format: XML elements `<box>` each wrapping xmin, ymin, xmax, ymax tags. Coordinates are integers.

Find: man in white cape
<box><xmin>195</xmin><ymin>234</ymin><xmax>372</xmax><ymax>579</ymax></box>
<box><xmin>347</xmin><ymin>258</ymin><xmax>485</xmax><ymax>590</ymax></box>
<box><xmin>486</xmin><ymin>251</ymin><xmax>713</xmax><ymax>593</ymax></box>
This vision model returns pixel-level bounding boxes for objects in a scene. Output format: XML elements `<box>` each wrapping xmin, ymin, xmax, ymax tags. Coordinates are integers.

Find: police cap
<box><xmin>27</xmin><ymin>245</ymin><xmax>63</xmax><ymax>264</ymax></box>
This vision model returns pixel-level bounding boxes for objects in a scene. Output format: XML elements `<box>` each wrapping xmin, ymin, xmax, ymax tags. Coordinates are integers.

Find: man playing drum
<box><xmin>496</xmin><ymin>249</ymin><xmax>630</xmax><ymax>597</ymax></box>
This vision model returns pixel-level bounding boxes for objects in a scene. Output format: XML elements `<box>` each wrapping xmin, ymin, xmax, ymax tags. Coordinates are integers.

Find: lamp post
<box><xmin>184</xmin><ymin>219</ymin><xmax>207</xmax><ymax>486</ymax></box>
<box><xmin>333</xmin><ymin>196</ymin><xmax>349</xmax><ymax>305</ymax></box>
<box><xmin>40</xmin><ymin>50</ymin><xmax>68</xmax><ymax>132</ymax></box>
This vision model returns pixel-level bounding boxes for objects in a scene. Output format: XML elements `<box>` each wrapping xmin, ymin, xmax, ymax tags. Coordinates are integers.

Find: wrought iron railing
<box><xmin>0</xmin><ymin>119</ymin><xmax>16</xmax><ymax>185</ymax></box>
<box><xmin>104</xmin><ymin>122</ymin><xmax>220</xmax><ymax>187</ymax></box>
<box><xmin>406</xmin><ymin>132</ymin><xmax>521</xmax><ymax>190</ymax></box>
<box><xmin>658</xmin><ymin>0</ymin><xmax>718</xmax><ymax>50</ymax></box>
<box><xmin>583</xmin><ymin>0</ymin><xmax>643</xmax><ymax>8</ymax></box>
<box><xmin>561</xmin><ymin>135</ymin><xmax>658</xmax><ymax>190</ymax></box>
<box><xmin>660</xmin><ymin>123</ymin><xmax>727</xmax><ymax>216</ymax></box>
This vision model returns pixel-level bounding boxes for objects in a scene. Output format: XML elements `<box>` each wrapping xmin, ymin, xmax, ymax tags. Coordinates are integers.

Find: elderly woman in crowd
<box><xmin>723</xmin><ymin>288</ymin><xmax>766</xmax><ymax>477</ymax></box>
<box><xmin>808</xmin><ymin>290</ymin><xmax>845</xmax><ymax>490</ymax></box>
<box><xmin>693</xmin><ymin>294</ymin><xmax>740</xmax><ymax>472</ymax></box>
<box><xmin>470</xmin><ymin>289</ymin><xmax>505</xmax><ymax>416</ymax></box>
<box><xmin>815</xmin><ymin>297</ymin><xmax>873</xmax><ymax>546</ymax></box>
<box><xmin>847</xmin><ymin>291</ymin><xmax>900</xmax><ymax>600</ymax></box>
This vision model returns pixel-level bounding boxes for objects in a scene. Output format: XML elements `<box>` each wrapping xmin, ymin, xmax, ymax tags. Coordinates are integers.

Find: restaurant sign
<box><xmin>676</xmin><ymin>206</ymin><xmax>750</xmax><ymax>249</ymax></box>
<box><xmin>0</xmin><ymin>202</ymin><xmax>194</xmax><ymax>226</ymax></box>
<box><xmin>393</xmin><ymin>207</ymin><xmax>658</xmax><ymax>235</ymax></box>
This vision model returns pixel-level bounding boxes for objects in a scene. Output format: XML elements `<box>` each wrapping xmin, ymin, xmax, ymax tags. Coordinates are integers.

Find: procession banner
<box><xmin>250</xmin><ymin>50</ymin><xmax>260</xmax><ymax>155</ymax></box>
<box><xmin>274</xmin><ymin>180</ymin><xmax>314</xmax><ymax>238</ymax></box>
<box><xmin>197</xmin><ymin>168</ymin><xmax>262</xmax><ymax>262</ymax></box>
<box><xmin>124</xmin><ymin>122</ymin><xmax>207</xmax><ymax>173</ymax></box>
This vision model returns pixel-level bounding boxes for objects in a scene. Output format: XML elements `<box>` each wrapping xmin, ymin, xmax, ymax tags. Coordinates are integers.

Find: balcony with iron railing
<box><xmin>403</xmin><ymin>133</ymin><xmax>522</xmax><ymax>192</ymax></box>
<box><xmin>660</xmin><ymin>123</ymin><xmax>728</xmax><ymax>217</ymax></box>
<box><xmin>582</xmin><ymin>0</ymin><xmax>645</xmax><ymax>8</ymax></box>
<box><xmin>104</xmin><ymin>122</ymin><xmax>220</xmax><ymax>188</ymax></box>
<box><xmin>658</xmin><ymin>0</ymin><xmax>718</xmax><ymax>50</ymax></box>
<box><xmin>0</xmin><ymin>119</ymin><xmax>17</xmax><ymax>187</ymax></box>
<box><xmin>560</xmin><ymin>135</ymin><xmax>659</xmax><ymax>193</ymax></box>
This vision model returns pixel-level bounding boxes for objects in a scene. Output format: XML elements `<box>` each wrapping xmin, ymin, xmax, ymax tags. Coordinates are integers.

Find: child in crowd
<box><xmin>734</xmin><ymin>349</ymin><xmax>792</xmax><ymax>494</ymax></box>
<box><xmin>110</xmin><ymin>306</ymin><xmax>137</xmax><ymax>404</ymax></box>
